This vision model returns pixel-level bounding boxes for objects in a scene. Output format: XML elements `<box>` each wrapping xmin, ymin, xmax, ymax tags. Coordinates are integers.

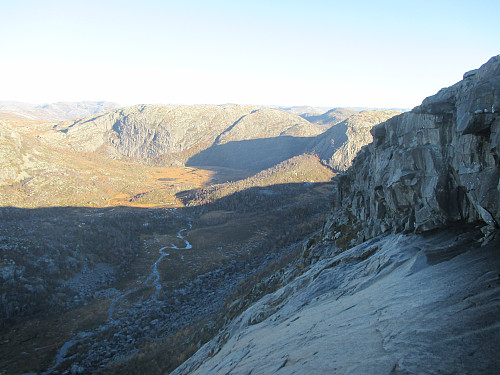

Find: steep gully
<box><xmin>211</xmin><ymin>110</ymin><xmax>259</xmax><ymax>146</ymax></box>
<box><xmin>43</xmin><ymin>215</ymin><xmax>193</xmax><ymax>374</ymax></box>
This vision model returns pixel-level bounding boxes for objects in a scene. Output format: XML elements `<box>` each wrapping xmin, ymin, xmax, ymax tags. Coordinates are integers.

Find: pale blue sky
<box><xmin>1</xmin><ymin>0</ymin><xmax>498</xmax><ymax>108</ymax></box>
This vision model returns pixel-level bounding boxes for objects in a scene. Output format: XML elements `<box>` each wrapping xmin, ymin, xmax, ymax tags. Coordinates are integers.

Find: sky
<box><xmin>1</xmin><ymin>0</ymin><xmax>499</xmax><ymax>109</ymax></box>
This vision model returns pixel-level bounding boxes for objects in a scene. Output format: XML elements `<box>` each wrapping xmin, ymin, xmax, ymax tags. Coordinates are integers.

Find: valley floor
<box><xmin>0</xmin><ymin>179</ymin><xmax>334</xmax><ymax>374</ymax></box>
<box><xmin>173</xmin><ymin>227</ymin><xmax>500</xmax><ymax>375</ymax></box>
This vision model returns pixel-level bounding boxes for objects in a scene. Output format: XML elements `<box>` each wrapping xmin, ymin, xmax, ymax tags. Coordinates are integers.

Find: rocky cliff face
<box><xmin>325</xmin><ymin>55</ymin><xmax>500</xmax><ymax>243</ymax></box>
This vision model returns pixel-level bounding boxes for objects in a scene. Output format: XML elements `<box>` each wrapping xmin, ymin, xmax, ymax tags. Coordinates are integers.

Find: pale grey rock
<box><xmin>172</xmin><ymin>231</ymin><xmax>500</xmax><ymax>375</ymax></box>
<box><xmin>327</xmin><ymin>55</ymin><xmax>500</xmax><ymax>242</ymax></box>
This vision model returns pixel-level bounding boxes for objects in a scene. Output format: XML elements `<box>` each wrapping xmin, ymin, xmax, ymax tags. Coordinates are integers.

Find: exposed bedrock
<box><xmin>325</xmin><ymin>55</ymin><xmax>500</xmax><ymax>243</ymax></box>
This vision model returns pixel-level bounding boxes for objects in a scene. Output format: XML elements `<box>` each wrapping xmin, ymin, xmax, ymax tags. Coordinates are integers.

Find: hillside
<box><xmin>0</xmin><ymin>104</ymin><xmax>327</xmax><ymax>207</ymax></box>
<box><xmin>182</xmin><ymin>154</ymin><xmax>335</xmax><ymax>208</ymax></box>
<box><xmin>0</xmin><ymin>114</ymin><xmax>218</xmax><ymax>208</ymax></box>
<box><xmin>2</xmin><ymin>102</ymin><xmax>397</xmax><ymax>208</ymax></box>
<box><xmin>47</xmin><ymin>105</ymin><xmax>322</xmax><ymax>168</ymax></box>
<box><xmin>308</xmin><ymin>109</ymin><xmax>401</xmax><ymax>171</ymax></box>
<box><xmin>0</xmin><ymin>172</ymin><xmax>336</xmax><ymax>375</ymax></box>
<box><xmin>172</xmin><ymin>56</ymin><xmax>500</xmax><ymax>375</ymax></box>
<box><xmin>0</xmin><ymin>106</ymin><xmax>341</xmax><ymax>373</ymax></box>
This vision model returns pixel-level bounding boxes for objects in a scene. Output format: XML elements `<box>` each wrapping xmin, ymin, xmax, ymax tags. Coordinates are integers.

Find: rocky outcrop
<box><xmin>173</xmin><ymin>229</ymin><xmax>500</xmax><ymax>375</ymax></box>
<box><xmin>325</xmin><ymin>55</ymin><xmax>500</xmax><ymax>243</ymax></box>
<box><xmin>308</xmin><ymin>110</ymin><xmax>401</xmax><ymax>172</ymax></box>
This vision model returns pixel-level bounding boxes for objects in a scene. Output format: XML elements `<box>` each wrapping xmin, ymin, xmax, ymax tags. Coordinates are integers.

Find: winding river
<box><xmin>44</xmin><ymin>219</ymin><xmax>193</xmax><ymax>374</ymax></box>
<box><xmin>144</xmin><ymin>220</ymin><xmax>192</xmax><ymax>298</ymax></box>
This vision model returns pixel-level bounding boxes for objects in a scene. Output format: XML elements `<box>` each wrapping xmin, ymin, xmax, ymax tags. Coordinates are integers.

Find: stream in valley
<box><xmin>43</xmin><ymin>218</ymin><xmax>193</xmax><ymax>374</ymax></box>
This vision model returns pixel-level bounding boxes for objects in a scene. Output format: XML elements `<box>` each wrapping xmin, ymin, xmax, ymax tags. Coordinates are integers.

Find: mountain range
<box><xmin>0</xmin><ymin>55</ymin><xmax>498</xmax><ymax>375</ymax></box>
<box><xmin>0</xmin><ymin>103</ymin><xmax>399</xmax><ymax>207</ymax></box>
<box><xmin>0</xmin><ymin>101</ymin><xmax>119</xmax><ymax>121</ymax></box>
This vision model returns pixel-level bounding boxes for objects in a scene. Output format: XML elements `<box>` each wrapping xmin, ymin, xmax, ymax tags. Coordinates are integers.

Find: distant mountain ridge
<box><xmin>1</xmin><ymin>103</ymin><xmax>400</xmax><ymax>207</ymax></box>
<box><xmin>45</xmin><ymin>104</ymin><xmax>398</xmax><ymax>173</ymax></box>
<box><xmin>0</xmin><ymin>100</ymin><xmax>119</xmax><ymax>121</ymax></box>
<box><xmin>48</xmin><ymin>104</ymin><xmax>322</xmax><ymax>168</ymax></box>
<box><xmin>277</xmin><ymin>105</ymin><xmax>333</xmax><ymax>116</ymax></box>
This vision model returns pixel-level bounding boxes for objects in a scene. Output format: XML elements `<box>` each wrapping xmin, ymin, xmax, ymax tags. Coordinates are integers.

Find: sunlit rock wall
<box><xmin>326</xmin><ymin>55</ymin><xmax>500</xmax><ymax>243</ymax></box>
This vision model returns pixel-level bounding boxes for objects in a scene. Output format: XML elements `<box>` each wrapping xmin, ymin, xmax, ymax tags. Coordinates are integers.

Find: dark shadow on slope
<box><xmin>176</xmin><ymin>181</ymin><xmax>334</xmax><ymax>214</ymax></box>
<box><xmin>186</xmin><ymin>136</ymin><xmax>315</xmax><ymax>173</ymax></box>
<box><xmin>0</xmin><ymin>179</ymin><xmax>331</xmax><ymax>327</ymax></box>
<box><xmin>0</xmin><ymin>179</ymin><xmax>334</xmax><ymax>374</ymax></box>
<box><xmin>306</xmin><ymin>120</ymin><xmax>349</xmax><ymax>164</ymax></box>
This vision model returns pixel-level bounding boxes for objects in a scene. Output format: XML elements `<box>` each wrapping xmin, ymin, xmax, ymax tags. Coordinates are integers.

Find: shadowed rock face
<box><xmin>325</xmin><ymin>55</ymin><xmax>500</xmax><ymax>242</ymax></box>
